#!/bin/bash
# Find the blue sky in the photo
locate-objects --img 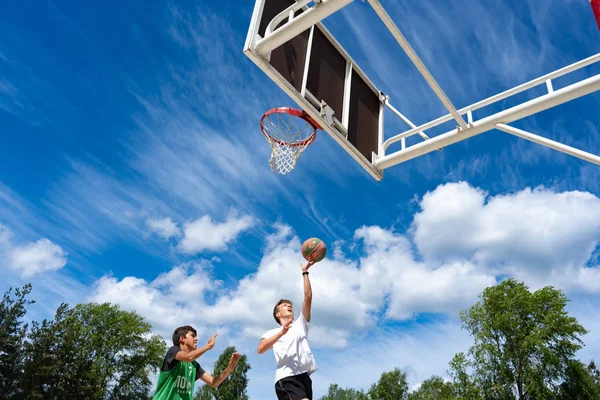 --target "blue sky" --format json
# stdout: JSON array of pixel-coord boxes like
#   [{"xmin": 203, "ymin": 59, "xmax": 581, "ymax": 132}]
[{"xmin": 2, "ymin": 0, "xmax": 600, "ymax": 397}]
